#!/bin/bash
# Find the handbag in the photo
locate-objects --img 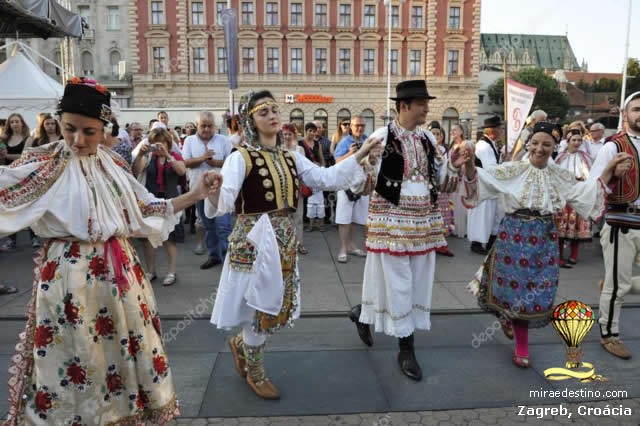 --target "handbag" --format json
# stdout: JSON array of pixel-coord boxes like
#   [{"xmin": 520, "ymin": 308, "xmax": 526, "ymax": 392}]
[
  {"xmin": 301, "ymin": 184, "xmax": 313, "ymax": 198},
  {"xmin": 605, "ymin": 207, "xmax": 640, "ymax": 230}
]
